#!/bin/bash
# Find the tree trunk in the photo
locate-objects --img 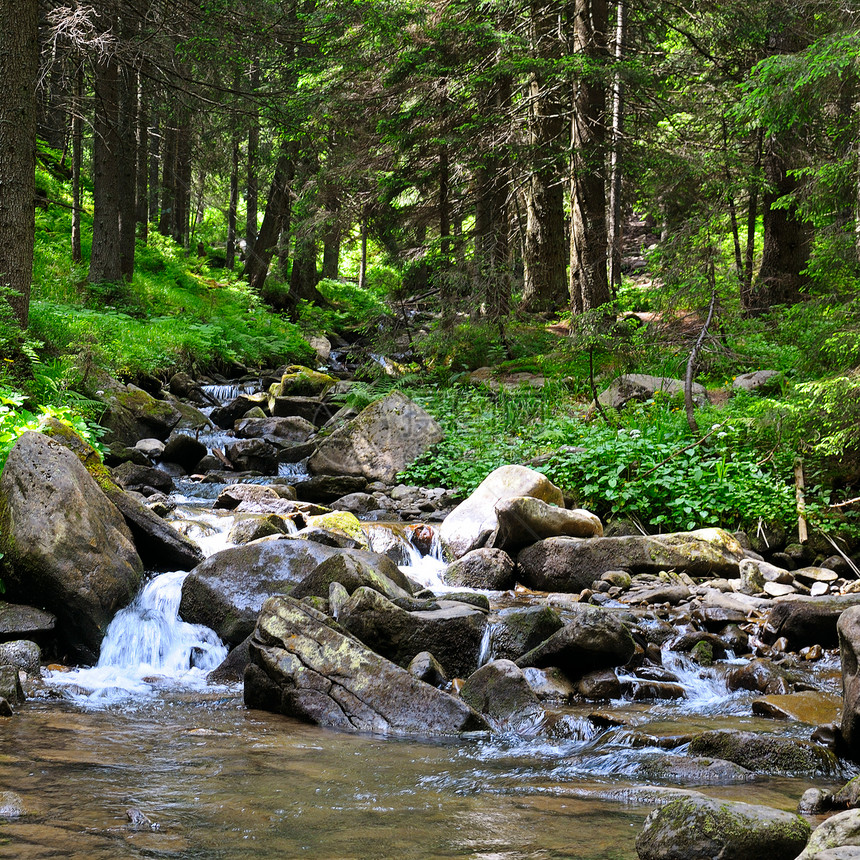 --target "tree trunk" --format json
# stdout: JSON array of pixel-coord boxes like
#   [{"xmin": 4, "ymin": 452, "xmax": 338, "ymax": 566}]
[
  {"xmin": 321, "ymin": 175, "xmax": 341, "ymax": 280},
  {"xmin": 244, "ymin": 149, "xmax": 294, "ymax": 293},
  {"xmin": 0, "ymin": 0, "xmax": 38, "ymax": 327},
  {"xmin": 569, "ymin": 0, "xmax": 610, "ymax": 316},
  {"xmin": 174, "ymin": 112, "xmax": 192, "ymax": 247},
  {"xmin": 743, "ymin": 129, "xmax": 763, "ymax": 307},
  {"xmin": 226, "ymin": 134, "xmax": 239, "ymax": 269},
  {"xmin": 118, "ymin": 48, "xmax": 138, "ymax": 279},
  {"xmin": 358, "ymin": 211, "xmax": 368, "ymax": 290},
  {"xmin": 148, "ymin": 112, "xmax": 160, "ymax": 225},
  {"xmin": 606, "ymin": 0, "xmax": 626, "ymax": 291},
  {"xmin": 71, "ymin": 66, "xmax": 83, "ymax": 265},
  {"xmin": 89, "ymin": 42, "xmax": 123, "ymax": 285},
  {"xmin": 521, "ymin": 0, "xmax": 567, "ymax": 312},
  {"xmin": 136, "ymin": 76, "xmax": 149, "ymax": 243},
  {"xmin": 245, "ymin": 61, "xmax": 260, "ymax": 253},
  {"xmin": 158, "ymin": 121, "xmax": 177, "ymax": 238}
]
